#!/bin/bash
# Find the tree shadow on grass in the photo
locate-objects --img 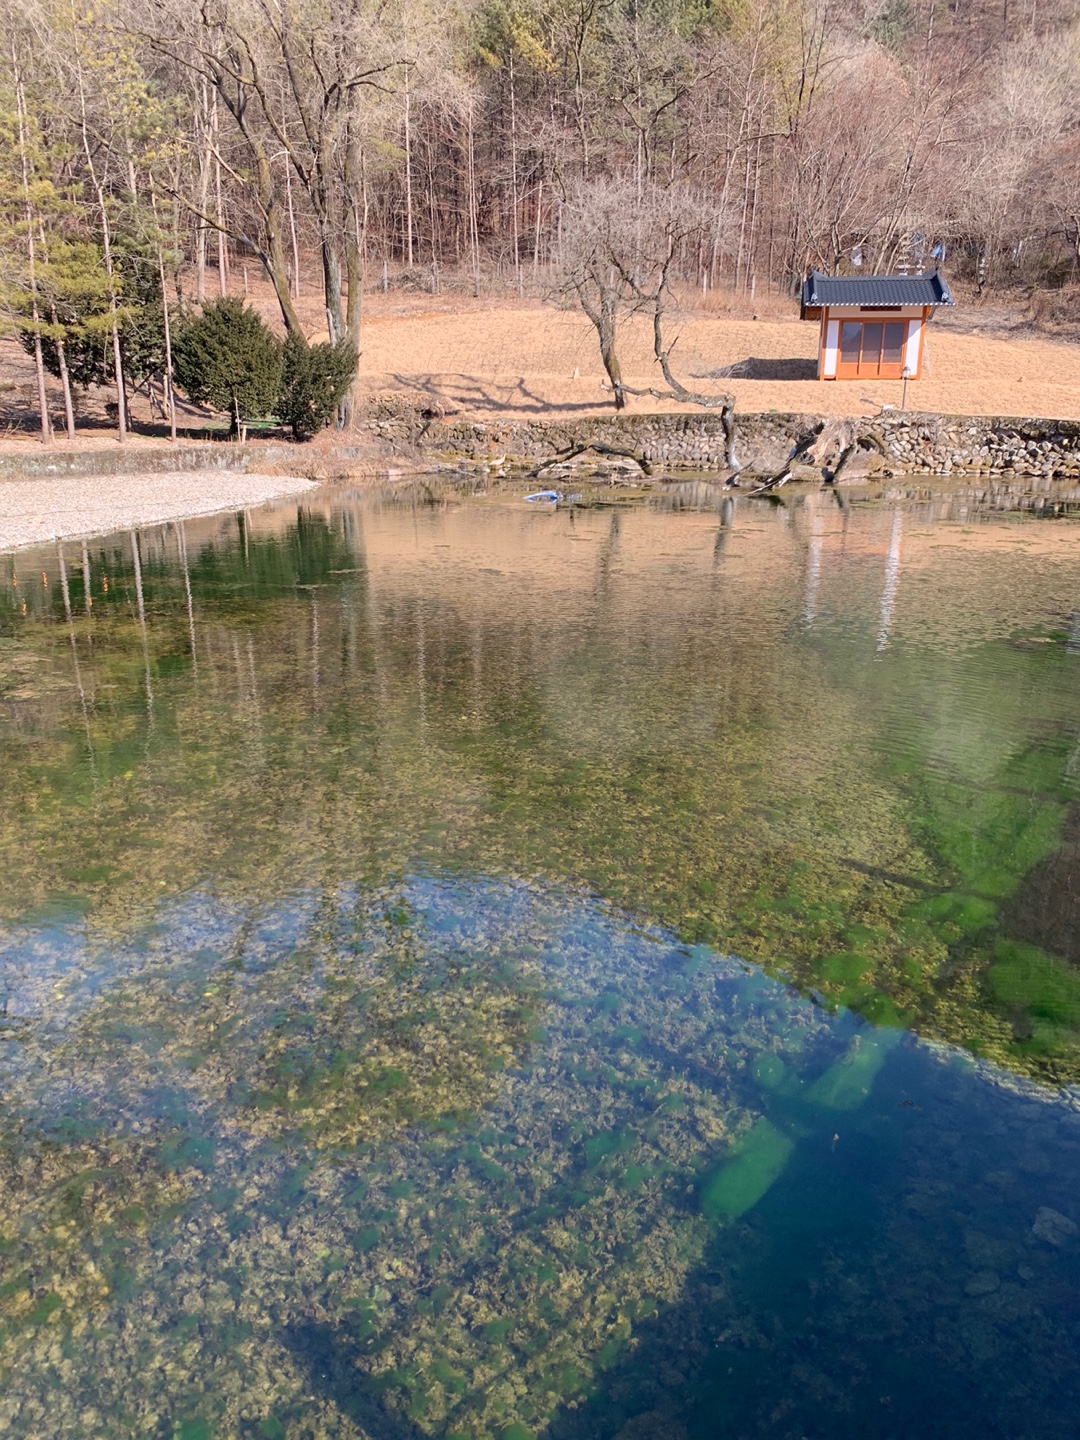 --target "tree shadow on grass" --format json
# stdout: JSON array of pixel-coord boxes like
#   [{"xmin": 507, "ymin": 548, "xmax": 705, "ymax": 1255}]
[
  {"xmin": 386, "ymin": 372, "xmax": 622, "ymax": 418},
  {"xmin": 696, "ymin": 358, "xmax": 818, "ymax": 382}
]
